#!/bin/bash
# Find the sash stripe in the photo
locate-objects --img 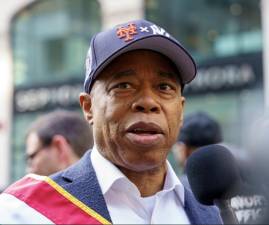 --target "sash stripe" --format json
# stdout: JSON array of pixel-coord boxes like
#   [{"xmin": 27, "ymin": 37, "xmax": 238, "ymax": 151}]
[
  {"xmin": 4, "ymin": 174, "xmax": 111, "ymax": 224},
  {"xmin": 0, "ymin": 193, "xmax": 54, "ymax": 224}
]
